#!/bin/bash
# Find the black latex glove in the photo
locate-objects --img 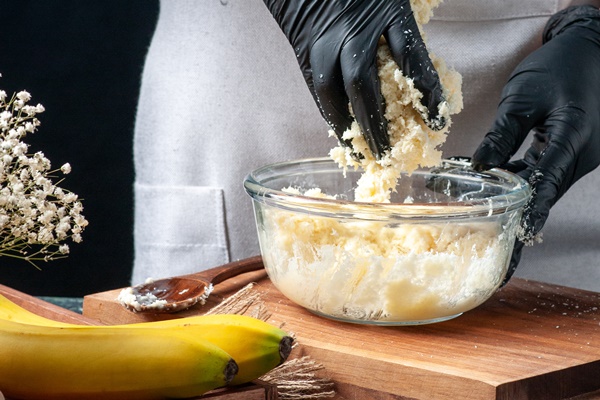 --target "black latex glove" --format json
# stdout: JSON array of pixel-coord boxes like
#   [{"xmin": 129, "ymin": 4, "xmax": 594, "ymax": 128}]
[
  {"xmin": 263, "ymin": 0, "xmax": 446, "ymax": 159},
  {"xmin": 472, "ymin": 5, "xmax": 600, "ymax": 284}
]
